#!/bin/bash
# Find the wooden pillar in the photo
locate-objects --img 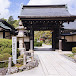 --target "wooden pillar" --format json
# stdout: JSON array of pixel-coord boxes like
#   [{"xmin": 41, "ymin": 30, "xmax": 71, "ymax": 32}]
[
  {"xmin": 52, "ymin": 32, "xmax": 55, "ymax": 50},
  {"xmin": 3, "ymin": 30, "xmax": 5, "ymax": 38}
]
